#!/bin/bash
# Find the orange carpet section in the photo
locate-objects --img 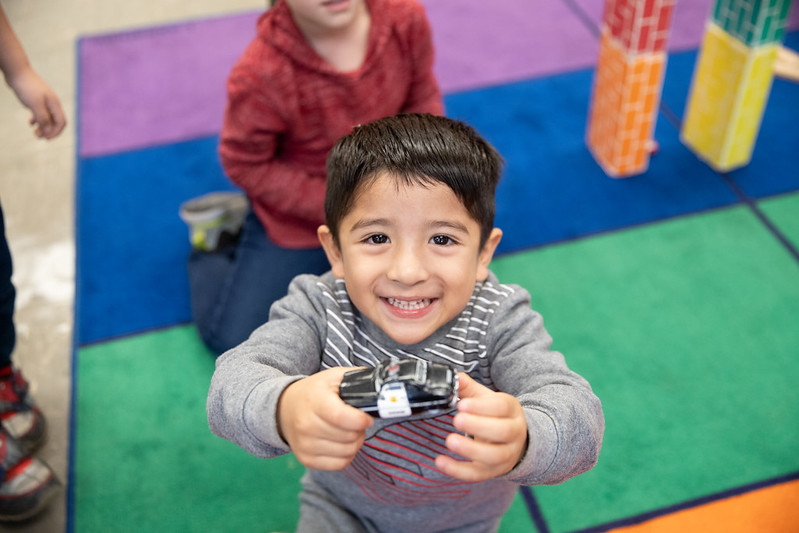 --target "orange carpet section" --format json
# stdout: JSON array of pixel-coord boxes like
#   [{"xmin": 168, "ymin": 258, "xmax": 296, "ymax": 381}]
[{"xmin": 610, "ymin": 479, "xmax": 799, "ymax": 532}]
